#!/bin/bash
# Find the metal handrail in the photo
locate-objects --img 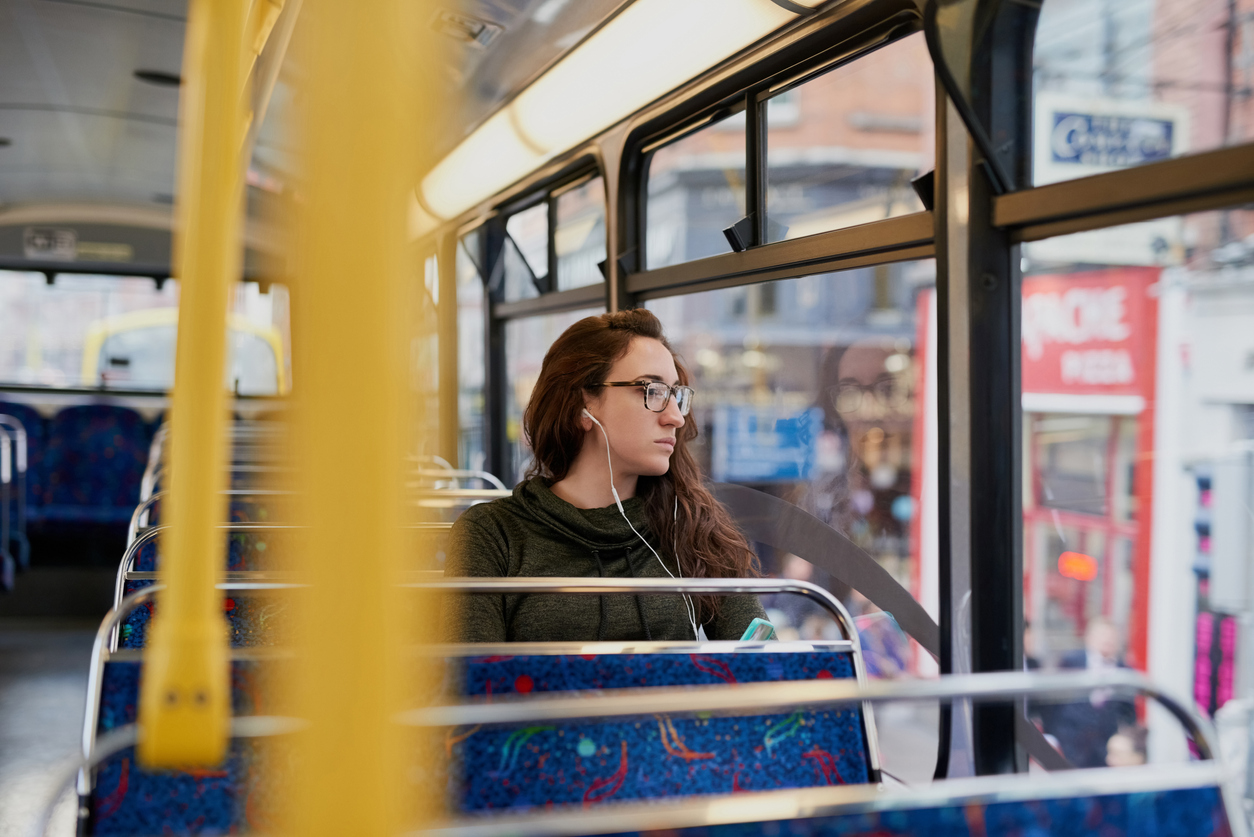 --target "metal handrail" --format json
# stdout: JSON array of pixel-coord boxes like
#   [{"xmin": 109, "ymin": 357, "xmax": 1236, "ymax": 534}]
[
  {"xmin": 419, "ymin": 761, "xmax": 1236, "ymax": 837},
  {"xmin": 412, "ymin": 467, "xmax": 508, "ymax": 491},
  {"xmin": 0, "ymin": 426, "xmax": 10, "ymax": 583},
  {"xmin": 109, "ymin": 523, "xmax": 304, "ymax": 649},
  {"xmin": 78, "ymin": 583, "xmax": 308, "ymax": 801},
  {"xmin": 54, "ymin": 715, "xmax": 303, "ymax": 837},
  {"xmin": 80, "ymin": 585, "xmax": 162, "ymax": 796},
  {"xmin": 126, "ymin": 488, "xmax": 298, "ymax": 545},
  {"xmin": 0, "ymin": 415, "xmax": 29, "ymax": 570},
  {"xmin": 404, "ymin": 670, "xmax": 1241, "ymax": 837},
  {"xmin": 408, "ymin": 487, "xmax": 512, "ymax": 499},
  {"xmin": 125, "ymin": 493, "xmax": 161, "ymax": 544},
  {"xmin": 401, "ymin": 669, "xmax": 1212, "ymax": 749}
]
